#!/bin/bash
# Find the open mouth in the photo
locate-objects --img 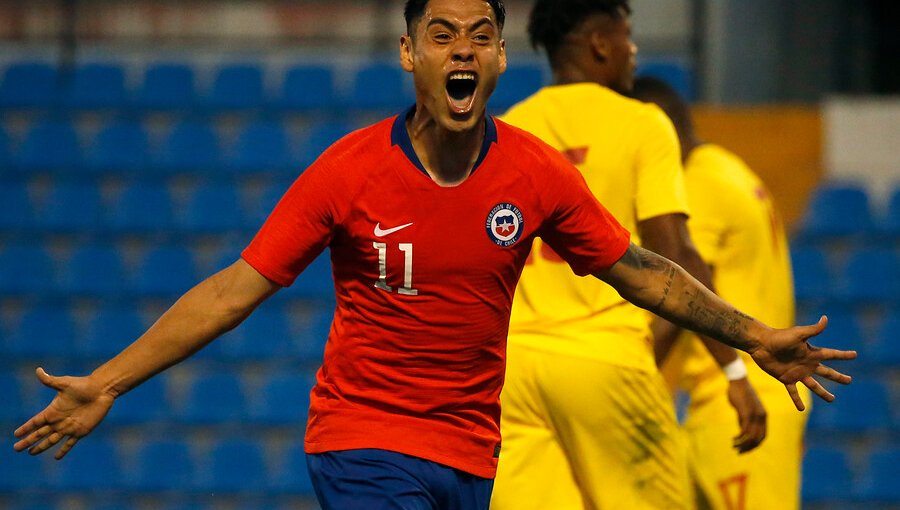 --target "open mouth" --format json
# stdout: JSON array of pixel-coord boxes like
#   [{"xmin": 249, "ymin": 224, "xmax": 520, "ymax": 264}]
[{"xmin": 446, "ymin": 71, "xmax": 478, "ymax": 115}]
